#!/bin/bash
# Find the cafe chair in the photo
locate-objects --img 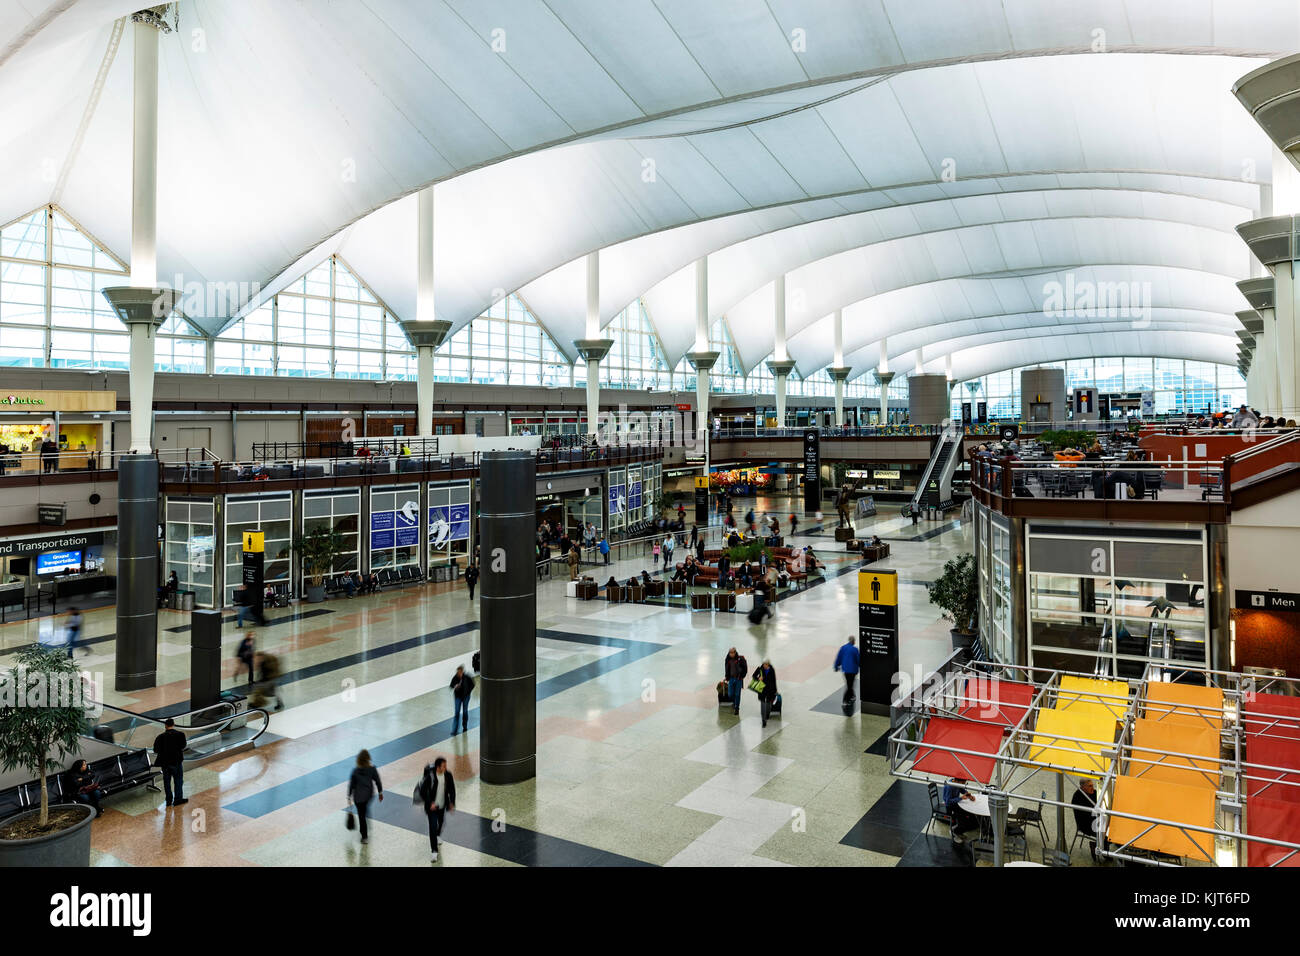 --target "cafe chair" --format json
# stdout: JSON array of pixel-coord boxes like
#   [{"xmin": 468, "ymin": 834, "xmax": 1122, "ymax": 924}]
[
  {"xmin": 925, "ymin": 783, "xmax": 954, "ymax": 836},
  {"xmin": 1009, "ymin": 805, "xmax": 1049, "ymax": 846}
]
